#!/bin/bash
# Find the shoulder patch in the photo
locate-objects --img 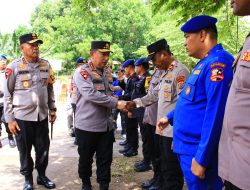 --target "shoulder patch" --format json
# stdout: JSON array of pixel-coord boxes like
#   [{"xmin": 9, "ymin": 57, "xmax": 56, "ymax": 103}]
[
  {"xmin": 210, "ymin": 62, "xmax": 226, "ymax": 68},
  {"xmin": 210, "ymin": 68, "xmax": 224, "ymax": 82},
  {"xmin": 5, "ymin": 68, "xmax": 13, "ymax": 79},
  {"xmin": 176, "ymin": 76, "xmax": 186, "ymax": 85},
  {"xmin": 241, "ymin": 51, "xmax": 250, "ymax": 62},
  {"xmin": 80, "ymin": 69, "xmax": 89, "ymax": 80}
]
